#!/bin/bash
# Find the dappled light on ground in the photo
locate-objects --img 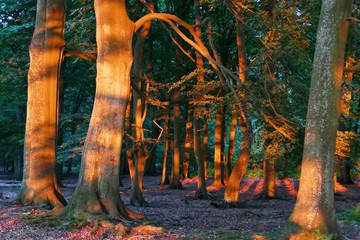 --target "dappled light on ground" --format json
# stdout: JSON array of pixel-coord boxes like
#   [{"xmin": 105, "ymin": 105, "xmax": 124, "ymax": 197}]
[{"xmin": 0, "ymin": 175, "xmax": 359, "ymax": 239}]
